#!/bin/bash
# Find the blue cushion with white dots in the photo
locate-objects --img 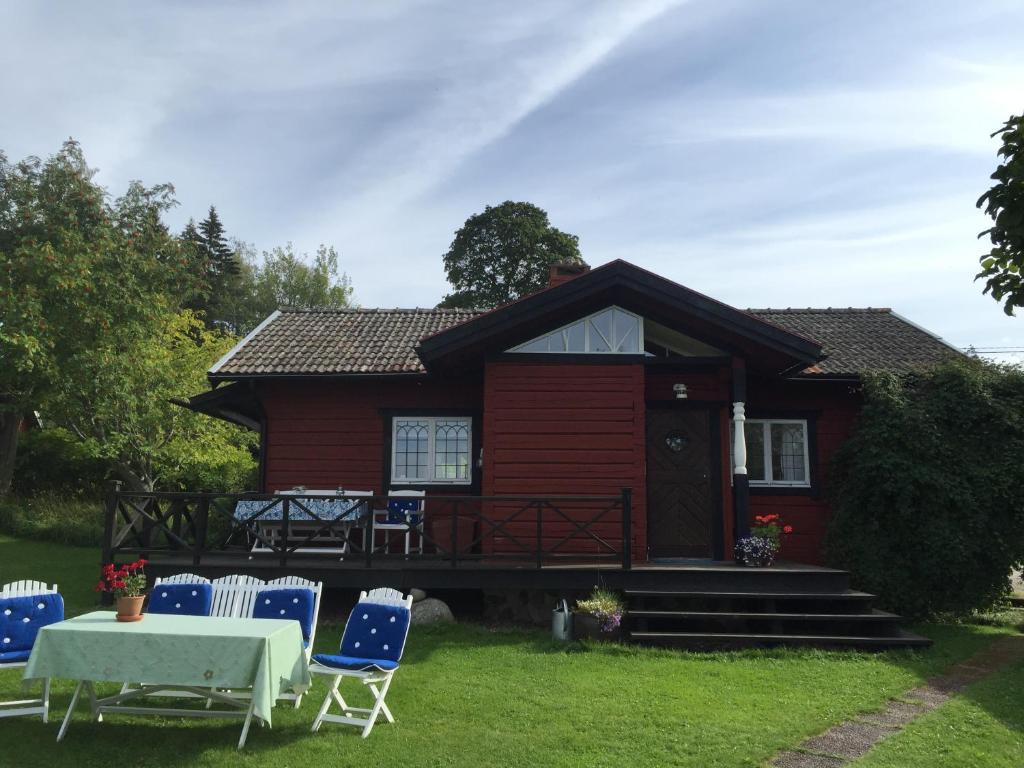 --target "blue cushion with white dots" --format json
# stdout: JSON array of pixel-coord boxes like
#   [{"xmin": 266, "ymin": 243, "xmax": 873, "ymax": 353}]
[
  {"xmin": 252, "ymin": 588, "xmax": 315, "ymax": 647},
  {"xmin": 312, "ymin": 601, "xmax": 410, "ymax": 672},
  {"xmin": 0, "ymin": 593, "xmax": 64, "ymax": 658},
  {"xmin": 386, "ymin": 499, "xmax": 422, "ymax": 525},
  {"xmin": 147, "ymin": 583, "xmax": 213, "ymax": 616}
]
